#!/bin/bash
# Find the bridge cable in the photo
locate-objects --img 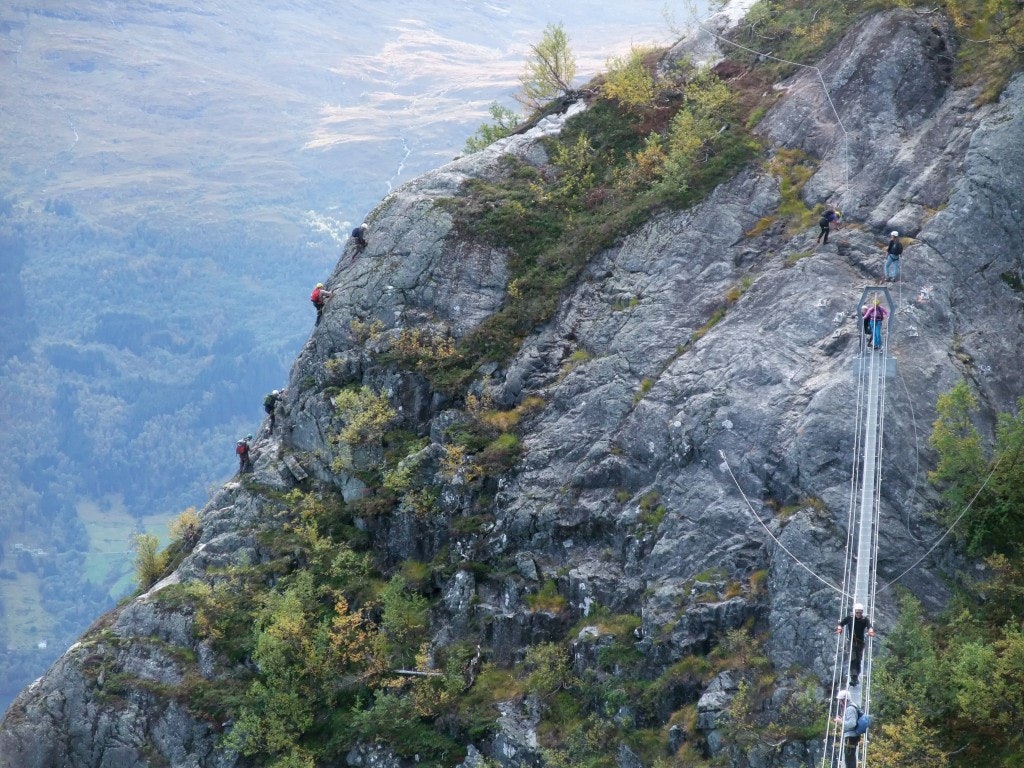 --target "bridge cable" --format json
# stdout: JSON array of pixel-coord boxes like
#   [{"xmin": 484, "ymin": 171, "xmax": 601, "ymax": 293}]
[
  {"xmin": 690, "ymin": 9, "xmax": 851, "ymax": 190},
  {"xmin": 718, "ymin": 449, "xmax": 848, "ymax": 597}
]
